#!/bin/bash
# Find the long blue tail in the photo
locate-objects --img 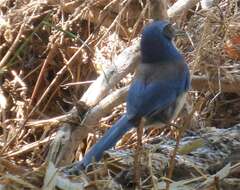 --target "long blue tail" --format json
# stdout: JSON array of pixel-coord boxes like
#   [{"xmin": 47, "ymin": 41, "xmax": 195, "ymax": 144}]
[{"xmin": 81, "ymin": 115, "xmax": 134, "ymax": 167}]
